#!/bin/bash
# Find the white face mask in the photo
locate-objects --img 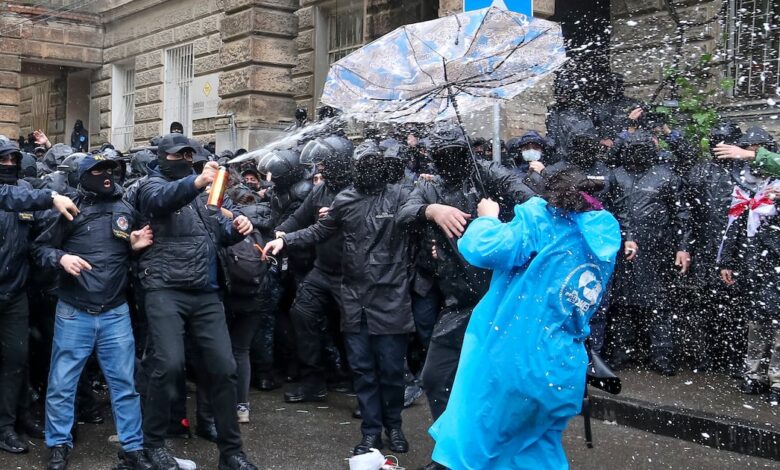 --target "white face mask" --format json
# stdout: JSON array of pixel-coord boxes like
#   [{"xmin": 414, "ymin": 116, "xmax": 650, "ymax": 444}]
[{"xmin": 522, "ymin": 149, "xmax": 542, "ymax": 162}]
